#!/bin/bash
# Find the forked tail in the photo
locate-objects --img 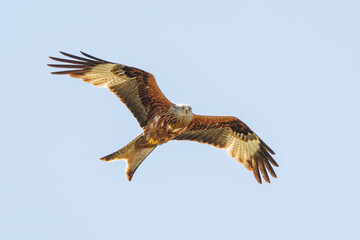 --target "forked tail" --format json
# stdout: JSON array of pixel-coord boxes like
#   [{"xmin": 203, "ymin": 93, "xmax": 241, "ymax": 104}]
[{"xmin": 100, "ymin": 134, "xmax": 156, "ymax": 181}]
